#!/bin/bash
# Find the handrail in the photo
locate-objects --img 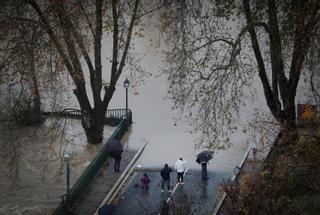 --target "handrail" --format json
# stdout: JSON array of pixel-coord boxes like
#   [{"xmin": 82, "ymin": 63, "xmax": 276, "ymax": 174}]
[
  {"xmin": 212, "ymin": 146, "xmax": 252, "ymax": 215},
  {"xmin": 94, "ymin": 141, "xmax": 149, "ymax": 215},
  {"xmin": 52, "ymin": 110, "xmax": 132, "ymax": 214},
  {"xmin": 67, "ymin": 119, "xmax": 129, "ymax": 208},
  {"xmin": 42, "ymin": 109, "xmax": 132, "ymax": 125}
]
